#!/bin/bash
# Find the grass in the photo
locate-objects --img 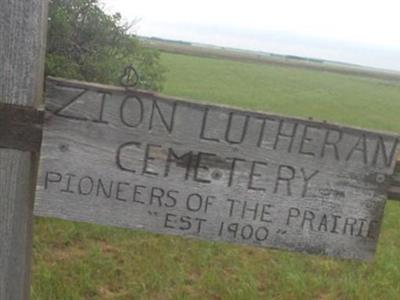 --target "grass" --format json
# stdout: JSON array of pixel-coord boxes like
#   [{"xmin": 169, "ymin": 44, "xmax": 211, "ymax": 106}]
[
  {"xmin": 32, "ymin": 52, "xmax": 400, "ymax": 300},
  {"xmin": 162, "ymin": 53, "xmax": 400, "ymax": 132}
]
